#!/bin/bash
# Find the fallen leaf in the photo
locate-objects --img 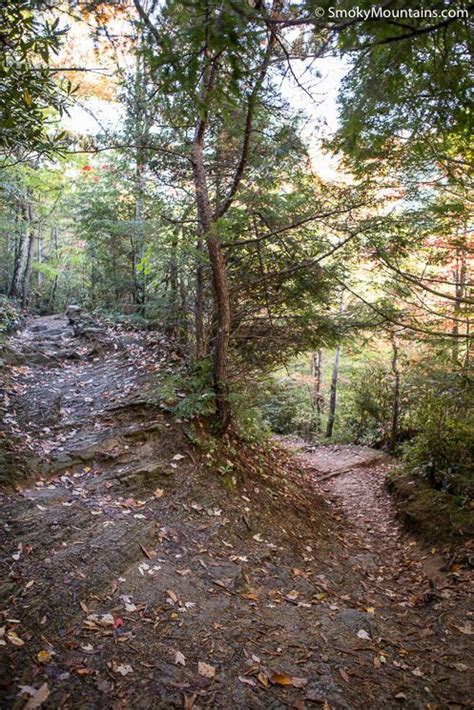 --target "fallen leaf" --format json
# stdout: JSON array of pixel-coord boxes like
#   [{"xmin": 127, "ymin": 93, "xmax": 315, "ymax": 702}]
[
  {"xmin": 338, "ymin": 668, "xmax": 350, "ymax": 683},
  {"xmin": 454, "ymin": 624, "xmax": 472, "ymax": 635},
  {"xmin": 183, "ymin": 694, "xmax": 197, "ymax": 710},
  {"xmin": 239, "ymin": 676, "xmax": 257, "ymax": 687},
  {"xmin": 153, "ymin": 487, "xmax": 164, "ymax": 499},
  {"xmin": 36, "ymin": 650, "xmax": 52, "ymax": 664},
  {"xmin": 84, "ymin": 613, "xmax": 114, "ymax": 628},
  {"xmin": 18, "ymin": 686, "xmax": 37, "ymax": 697},
  {"xmin": 166, "ymin": 589, "xmax": 179, "ymax": 604},
  {"xmin": 270, "ymin": 672, "xmax": 307, "ymax": 688},
  {"xmin": 76, "ymin": 668, "xmax": 93, "ymax": 676},
  {"xmin": 198, "ymin": 661, "xmax": 216, "ymax": 678},
  {"xmin": 171, "ymin": 649, "xmax": 186, "ymax": 666},
  {"xmin": 113, "ymin": 663, "xmax": 133, "ymax": 676},
  {"xmin": 7, "ymin": 631, "xmax": 25, "ymax": 647},
  {"xmin": 24, "ymin": 683, "xmax": 49, "ymax": 709},
  {"xmin": 357, "ymin": 629, "xmax": 371, "ymax": 640}
]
